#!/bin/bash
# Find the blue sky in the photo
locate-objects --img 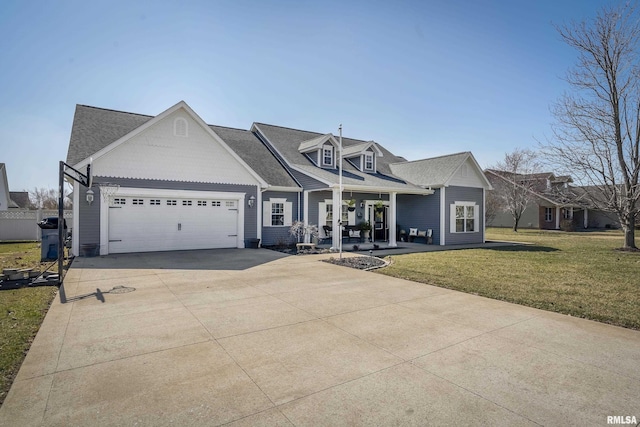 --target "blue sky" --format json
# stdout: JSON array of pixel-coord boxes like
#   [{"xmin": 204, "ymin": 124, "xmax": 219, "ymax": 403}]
[{"xmin": 0, "ymin": 0, "xmax": 607, "ymax": 191}]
